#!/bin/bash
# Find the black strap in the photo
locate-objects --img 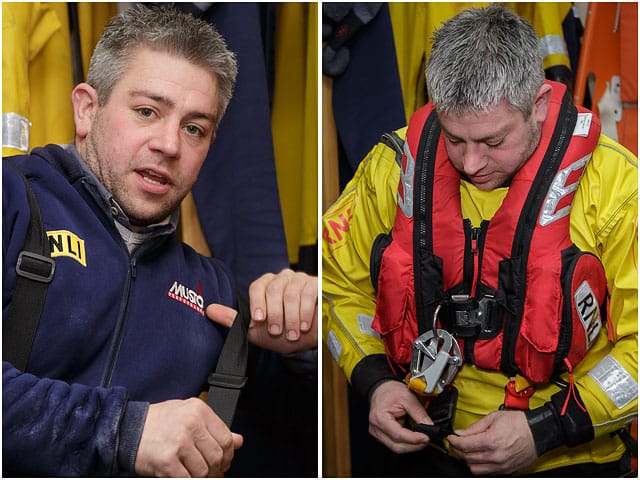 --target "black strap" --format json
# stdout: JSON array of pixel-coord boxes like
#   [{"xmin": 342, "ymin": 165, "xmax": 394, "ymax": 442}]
[
  {"xmin": 3, "ymin": 164, "xmax": 55, "ymax": 371},
  {"xmin": 205, "ymin": 297, "xmax": 251, "ymax": 427}
]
